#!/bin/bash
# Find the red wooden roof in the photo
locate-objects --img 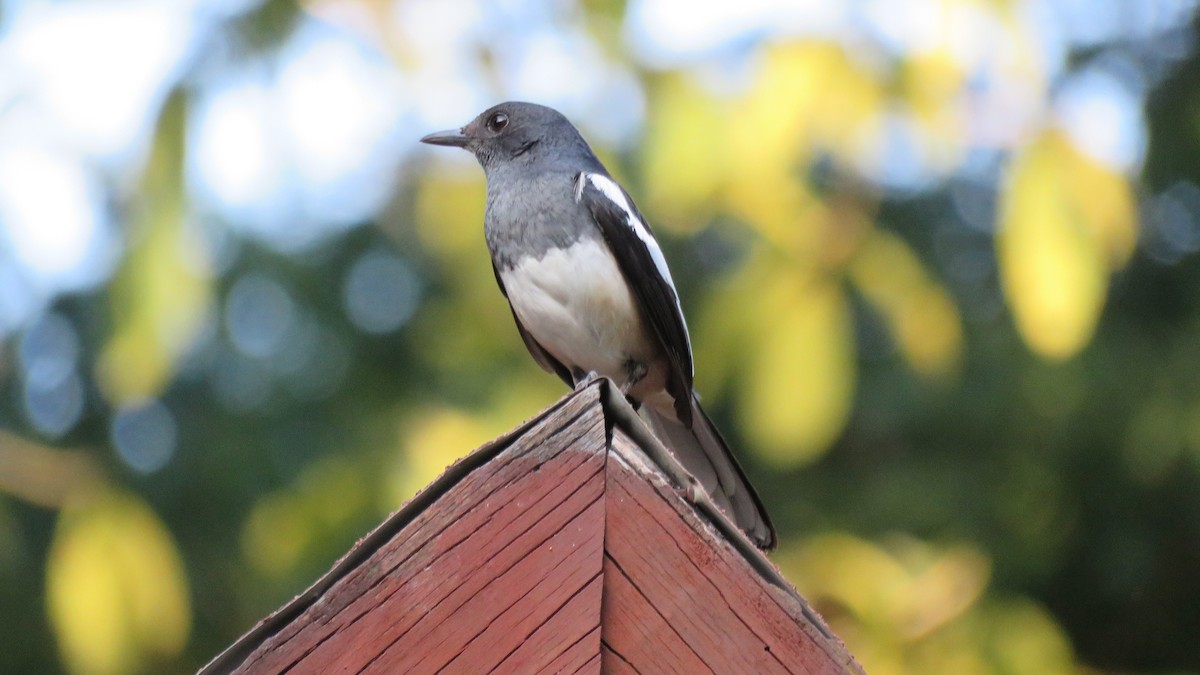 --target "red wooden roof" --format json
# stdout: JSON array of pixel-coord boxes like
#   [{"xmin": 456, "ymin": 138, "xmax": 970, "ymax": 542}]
[{"xmin": 201, "ymin": 380, "xmax": 862, "ymax": 674}]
